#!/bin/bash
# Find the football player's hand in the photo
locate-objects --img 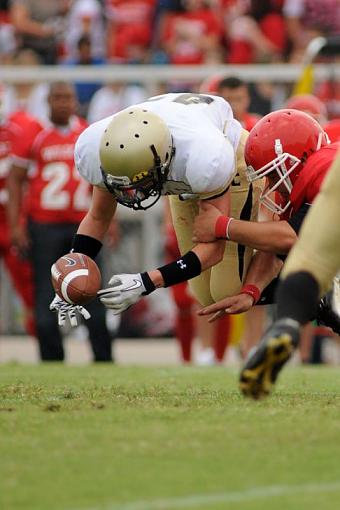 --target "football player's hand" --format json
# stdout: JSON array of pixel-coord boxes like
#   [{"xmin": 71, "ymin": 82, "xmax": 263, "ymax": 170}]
[
  {"xmin": 198, "ymin": 293, "xmax": 255, "ymax": 322},
  {"xmin": 97, "ymin": 273, "xmax": 146, "ymax": 314},
  {"xmin": 192, "ymin": 202, "xmax": 222, "ymax": 243},
  {"xmin": 10, "ymin": 224, "xmax": 31, "ymax": 258},
  {"xmin": 49, "ymin": 295, "xmax": 91, "ymax": 327}
]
